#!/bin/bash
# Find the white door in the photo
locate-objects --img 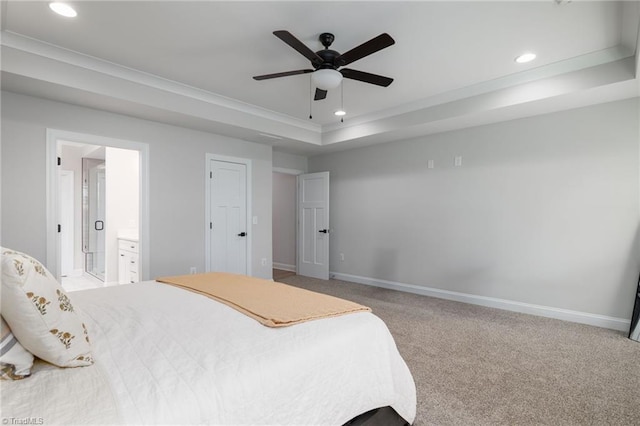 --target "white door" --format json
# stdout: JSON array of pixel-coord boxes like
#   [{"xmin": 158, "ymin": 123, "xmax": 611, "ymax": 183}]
[
  {"xmin": 209, "ymin": 159, "xmax": 248, "ymax": 274},
  {"xmin": 297, "ymin": 172, "xmax": 330, "ymax": 280},
  {"xmin": 59, "ymin": 170, "xmax": 74, "ymax": 277}
]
